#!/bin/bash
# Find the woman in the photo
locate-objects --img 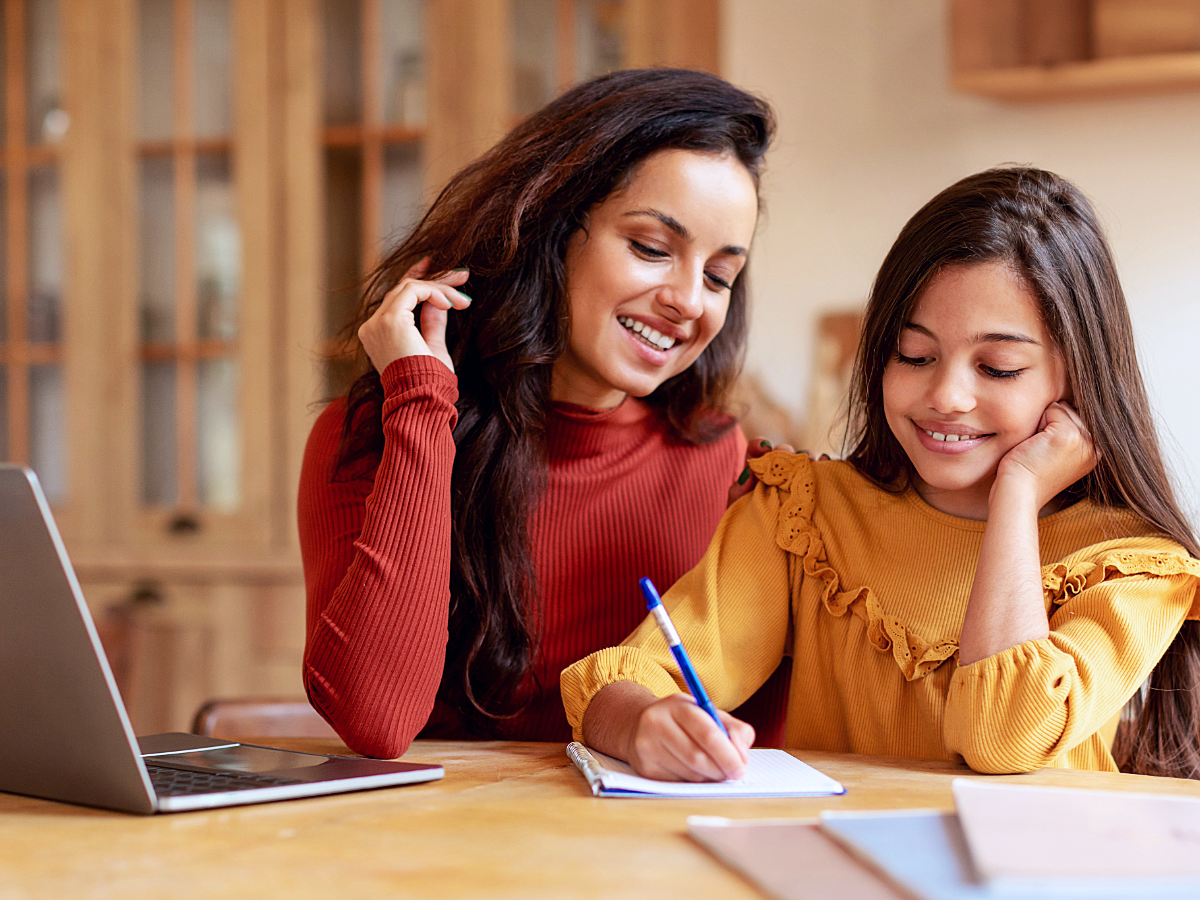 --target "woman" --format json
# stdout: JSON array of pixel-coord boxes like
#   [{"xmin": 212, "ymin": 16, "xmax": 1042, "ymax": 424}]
[{"xmin": 299, "ymin": 68, "xmax": 781, "ymax": 759}]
